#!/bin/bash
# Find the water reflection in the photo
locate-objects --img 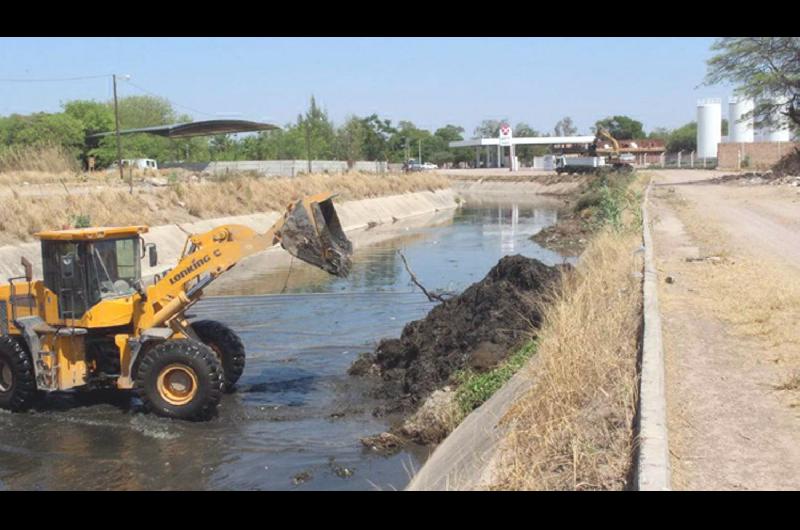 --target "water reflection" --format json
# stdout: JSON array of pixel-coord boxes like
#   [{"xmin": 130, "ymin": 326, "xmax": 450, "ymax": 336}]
[{"xmin": 0, "ymin": 199, "xmax": 571, "ymax": 491}]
